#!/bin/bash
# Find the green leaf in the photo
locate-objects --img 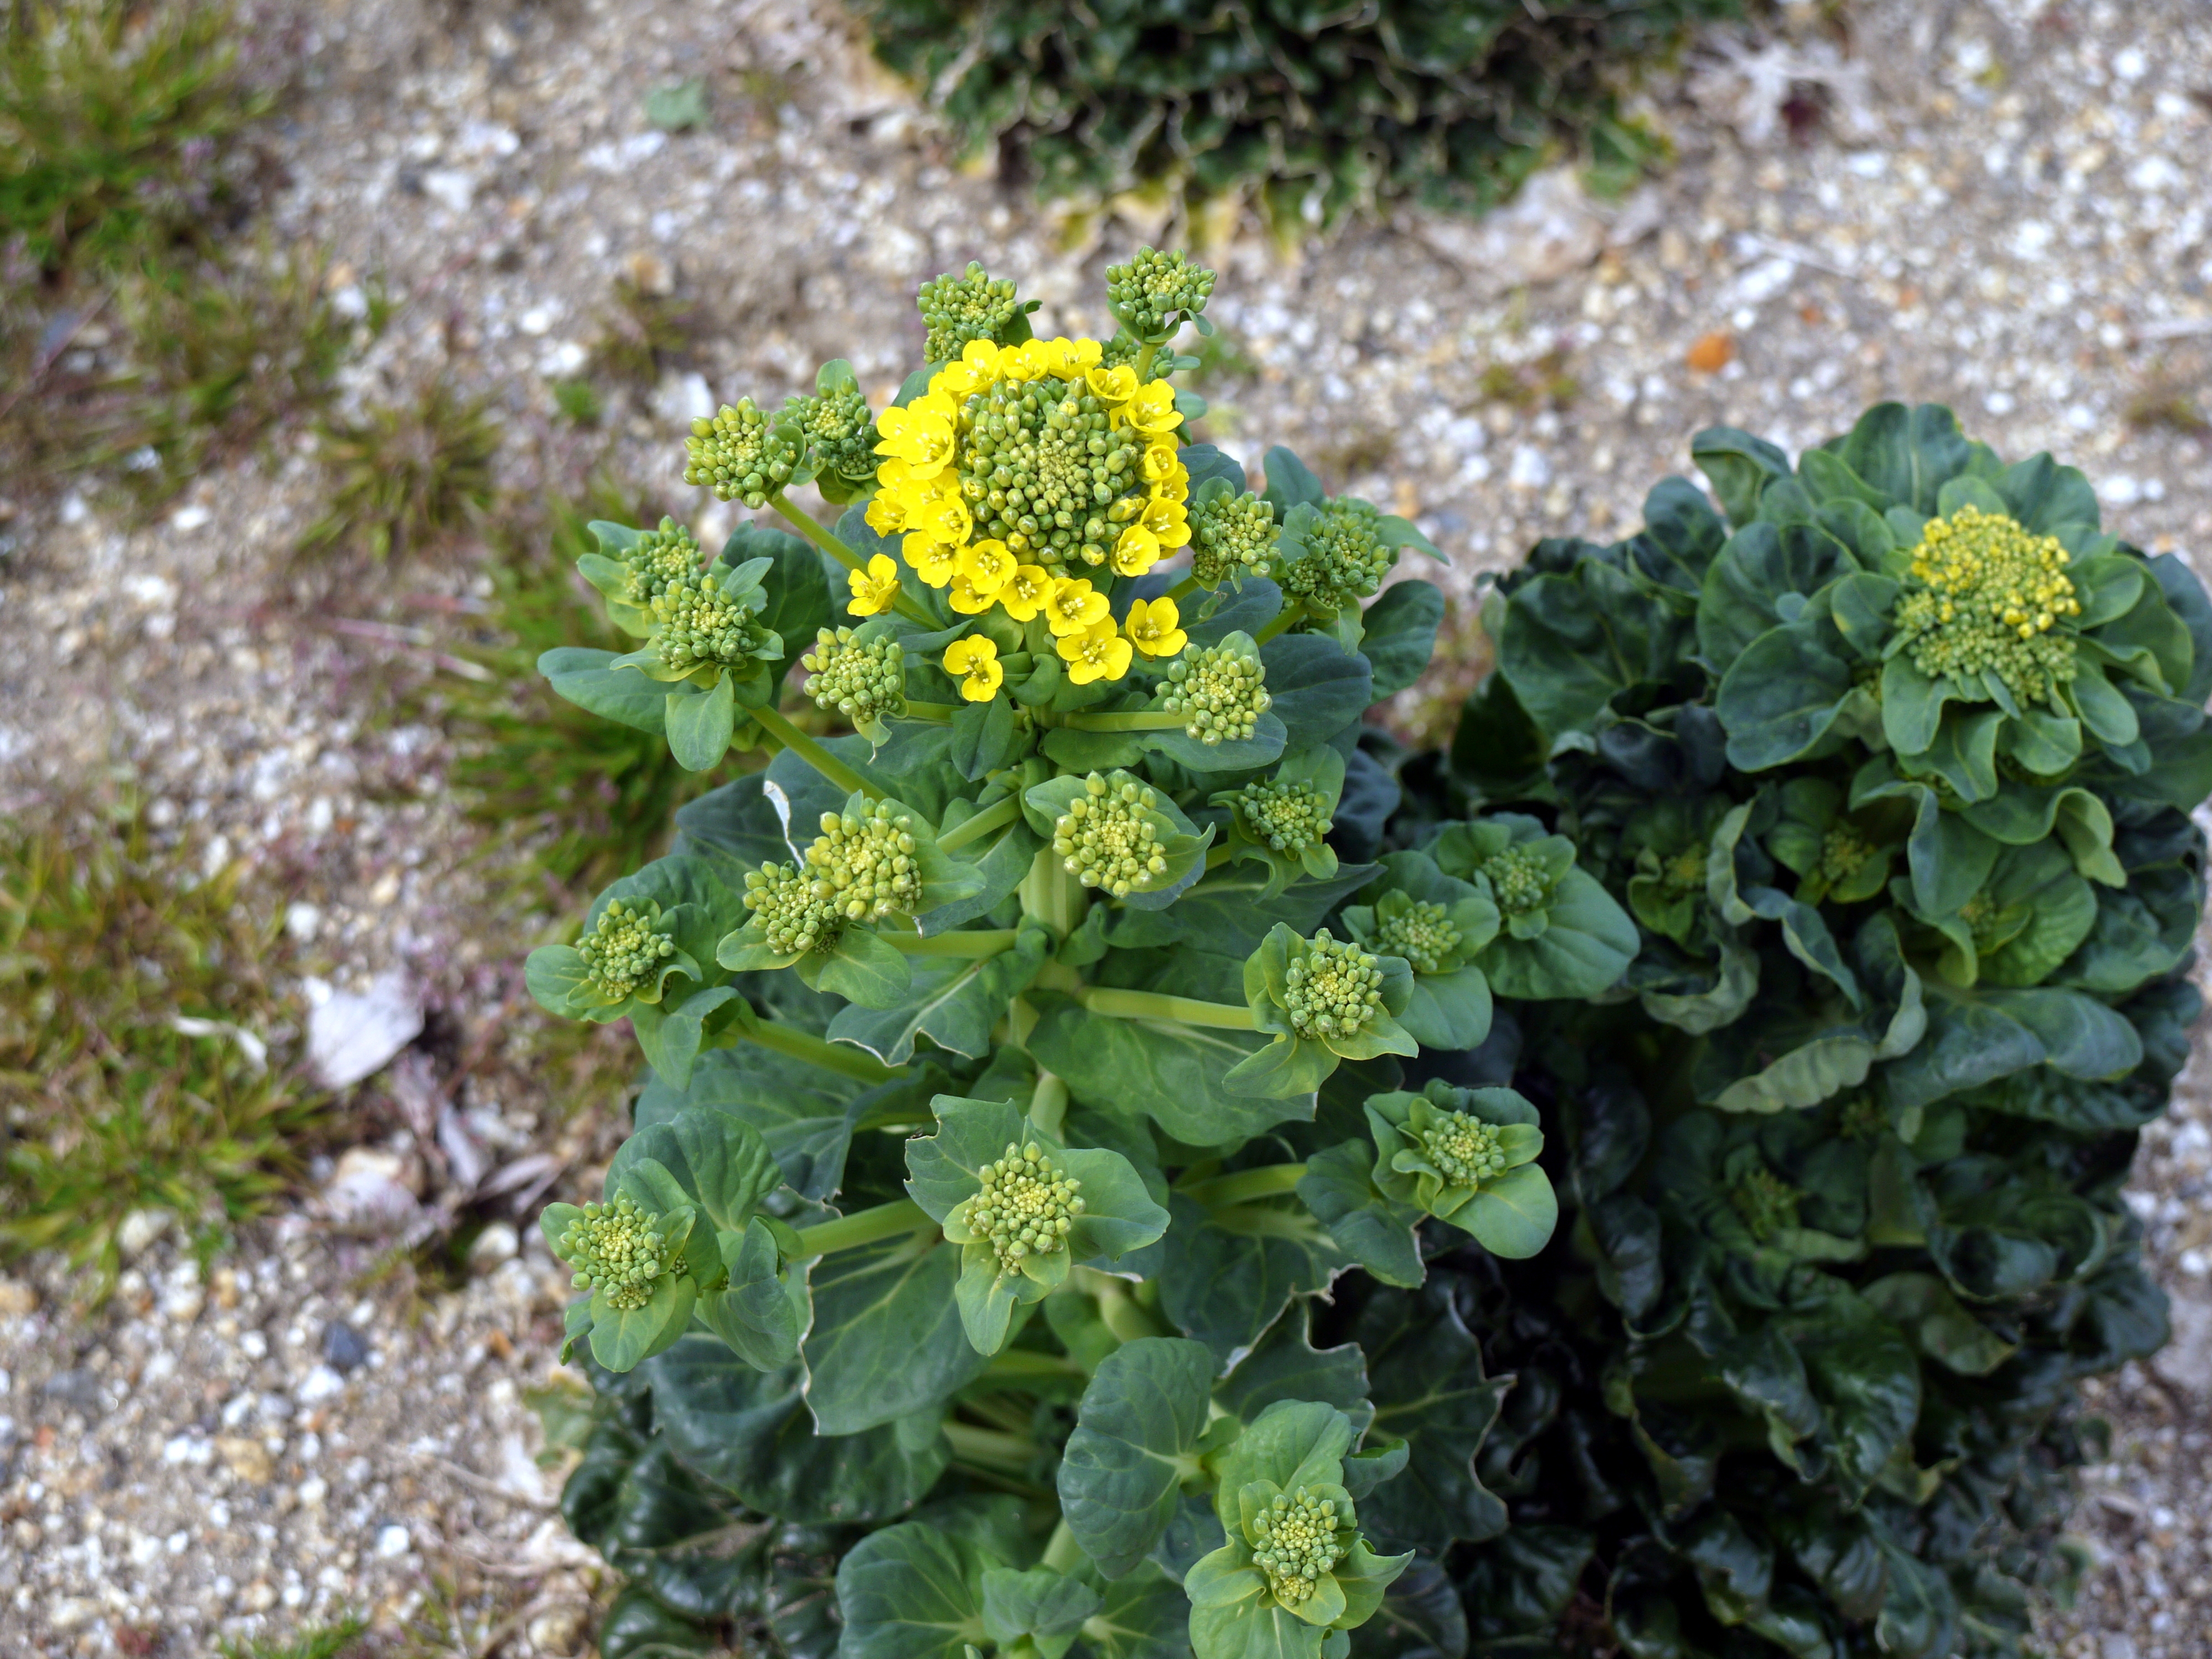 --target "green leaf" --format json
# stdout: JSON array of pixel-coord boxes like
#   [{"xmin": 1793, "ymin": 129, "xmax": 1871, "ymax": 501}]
[
  {"xmin": 699, "ymin": 1217, "xmax": 802, "ymax": 1370},
  {"xmin": 828, "ymin": 926, "xmax": 1050, "ymax": 1066},
  {"xmin": 1354, "ymin": 1285, "xmax": 1509, "ymax": 1553},
  {"xmin": 1295, "ymin": 1143, "xmax": 1423, "ymax": 1288},
  {"xmin": 950, "ymin": 696, "xmax": 1024, "ymax": 781},
  {"xmin": 1057, "ymin": 1337, "xmax": 1217, "ymax": 1579},
  {"xmin": 802, "ymin": 1232, "xmax": 987, "ymax": 1434},
  {"xmin": 1834, "ymin": 402, "xmax": 1969, "ymax": 514},
  {"xmin": 664, "ymin": 674, "xmax": 738, "ymax": 772},
  {"xmin": 1081, "ymin": 1567, "xmax": 1195, "ymax": 1659},
  {"xmin": 1493, "ymin": 559, "xmax": 1693, "ymax": 744},
  {"xmin": 588, "ymin": 1272, "xmax": 697, "ymax": 1372},
  {"xmin": 982, "ymin": 1567, "xmax": 1101, "ymax": 1656},
  {"xmin": 1213, "ymin": 1305, "xmax": 1372, "ymax": 1433},
  {"xmin": 1859, "ymin": 1272, "xmax": 2017, "ymax": 1376},
  {"xmin": 600, "ymin": 1585, "xmax": 717, "ymax": 1659},
  {"xmin": 809, "ymin": 927, "xmax": 916, "ymax": 1009},
  {"xmin": 1458, "ymin": 1164, "xmax": 1558, "ymax": 1259},
  {"xmin": 541, "ymin": 646, "xmax": 669, "ymax": 734},
  {"xmin": 1477, "ymin": 869, "xmax": 1637, "ymax": 1000},
  {"xmin": 1188, "ymin": 1571, "xmax": 1327, "ymax": 1659},
  {"xmin": 1262, "ymin": 635, "xmax": 1376, "ymax": 749},
  {"xmin": 1695, "ymin": 521, "xmax": 1860, "ymax": 673},
  {"xmin": 1026, "ymin": 994, "xmax": 1314, "ymax": 1147},
  {"xmin": 1691, "ymin": 426, "xmax": 1793, "ymax": 526},
  {"xmin": 834, "ymin": 1521, "xmax": 996, "ymax": 1659},
  {"xmin": 1714, "ymin": 619, "xmax": 1857, "ymax": 771},
  {"xmin": 1112, "ymin": 864, "xmax": 1381, "ymax": 959},
  {"xmin": 1159, "ymin": 1194, "xmax": 1352, "ymax": 1368},
  {"xmin": 610, "ymin": 1106, "xmax": 782, "ymax": 1236},
  {"xmin": 1358, "ymin": 582, "xmax": 1444, "ymax": 699},
  {"xmin": 1261, "ymin": 447, "xmax": 1326, "ymax": 513},
  {"xmin": 639, "ymin": 1045, "xmax": 878, "ymax": 1202}
]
